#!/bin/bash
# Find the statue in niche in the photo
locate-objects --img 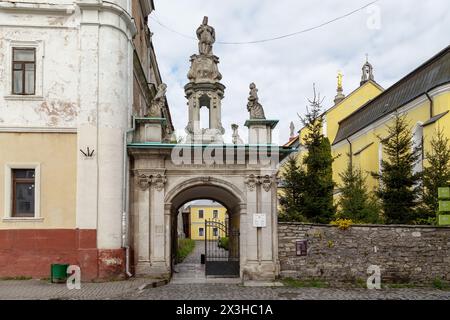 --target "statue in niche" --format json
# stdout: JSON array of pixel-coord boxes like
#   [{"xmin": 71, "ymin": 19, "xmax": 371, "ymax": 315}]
[
  {"xmin": 247, "ymin": 82, "xmax": 266, "ymax": 119},
  {"xmin": 196, "ymin": 16, "xmax": 215, "ymax": 55},
  {"xmin": 148, "ymin": 83, "xmax": 167, "ymax": 117}
]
